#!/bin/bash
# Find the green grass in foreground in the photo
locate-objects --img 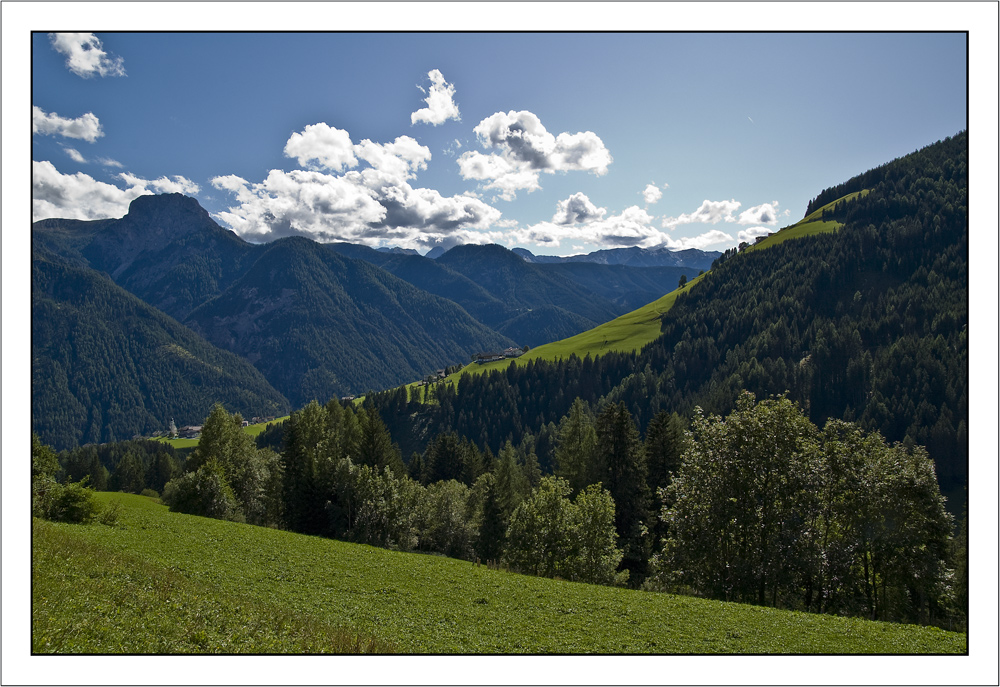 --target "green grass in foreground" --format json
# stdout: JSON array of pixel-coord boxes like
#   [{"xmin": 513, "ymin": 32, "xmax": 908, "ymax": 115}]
[{"xmin": 33, "ymin": 493, "xmax": 966, "ymax": 654}]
